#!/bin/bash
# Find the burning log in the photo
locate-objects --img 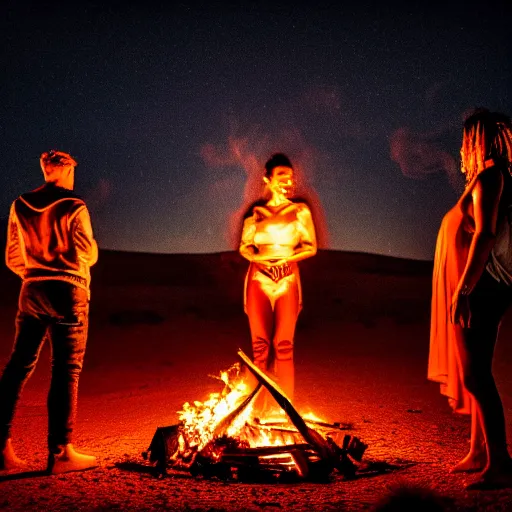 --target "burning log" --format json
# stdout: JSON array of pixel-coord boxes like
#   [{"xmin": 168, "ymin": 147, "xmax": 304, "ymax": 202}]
[
  {"xmin": 237, "ymin": 350, "xmax": 367, "ymax": 478},
  {"xmin": 211, "ymin": 383, "xmax": 262, "ymax": 439},
  {"xmin": 144, "ymin": 351, "xmax": 367, "ymax": 482},
  {"xmin": 237, "ymin": 350, "xmax": 333, "ymax": 460}
]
